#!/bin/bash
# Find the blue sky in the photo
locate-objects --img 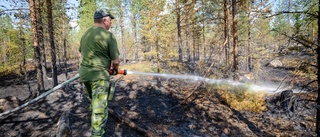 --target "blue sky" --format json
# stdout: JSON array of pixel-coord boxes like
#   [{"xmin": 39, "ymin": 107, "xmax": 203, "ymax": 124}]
[
  {"xmin": 0, "ymin": 0, "xmax": 79, "ymax": 27},
  {"xmin": 0, "ymin": 0, "xmax": 79, "ymax": 18}
]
